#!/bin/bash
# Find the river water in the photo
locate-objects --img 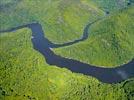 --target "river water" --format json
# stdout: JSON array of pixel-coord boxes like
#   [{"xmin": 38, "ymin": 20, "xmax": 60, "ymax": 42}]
[{"xmin": 0, "ymin": 22, "xmax": 134, "ymax": 84}]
